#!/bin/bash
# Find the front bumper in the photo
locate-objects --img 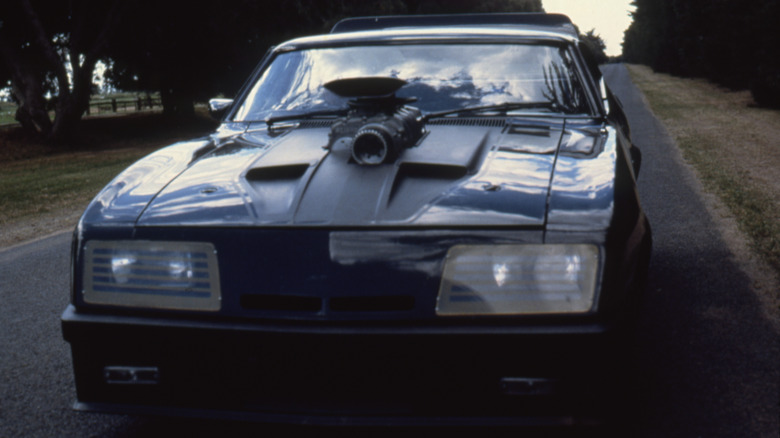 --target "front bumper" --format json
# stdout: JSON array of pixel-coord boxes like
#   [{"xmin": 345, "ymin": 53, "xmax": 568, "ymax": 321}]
[{"xmin": 62, "ymin": 305, "xmax": 624, "ymax": 426}]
